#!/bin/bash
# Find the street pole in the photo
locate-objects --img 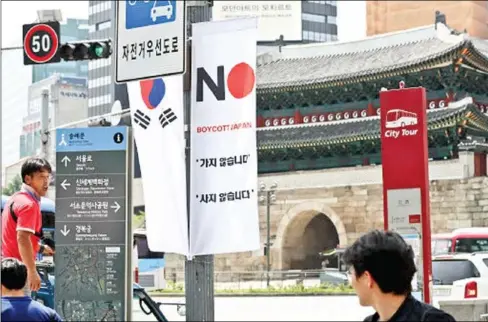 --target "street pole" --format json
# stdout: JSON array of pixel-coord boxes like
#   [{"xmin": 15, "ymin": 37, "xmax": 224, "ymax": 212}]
[
  {"xmin": 184, "ymin": 3, "xmax": 214, "ymax": 321},
  {"xmin": 40, "ymin": 89, "xmax": 50, "ymax": 158},
  {"xmin": 266, "ymin": 190, "xmax": 271, "ymax": 288}
]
